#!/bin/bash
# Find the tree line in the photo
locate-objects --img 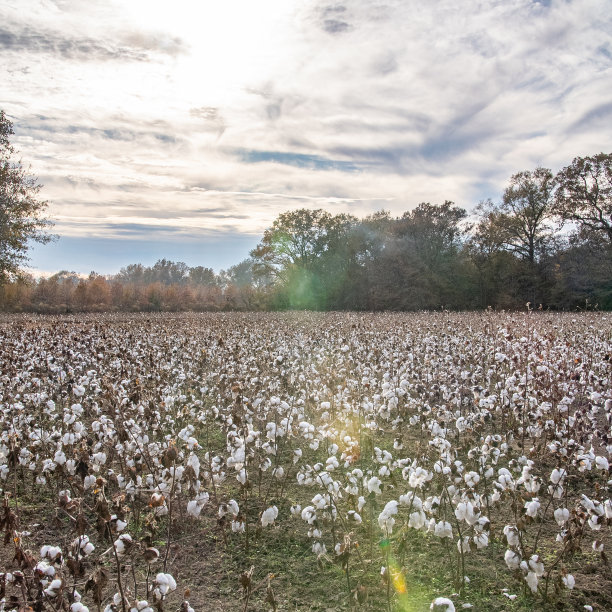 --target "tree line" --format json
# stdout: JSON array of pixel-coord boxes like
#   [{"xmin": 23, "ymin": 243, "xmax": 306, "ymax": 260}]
[
  {"xmin": 244, "ymin": 157, "xmax": 610, "ymax": 311},
  {"xmin": 0, "ymin": 105, "xmax": 610, "ymax": 311}
]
